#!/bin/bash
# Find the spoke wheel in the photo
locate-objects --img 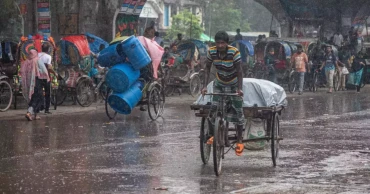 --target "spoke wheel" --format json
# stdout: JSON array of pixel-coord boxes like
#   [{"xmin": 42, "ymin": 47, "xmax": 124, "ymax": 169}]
[
  {"xmin": 333, "ymin": 72, "xmax": 339, "ymax": 91},
  {"xmin": 189, "ymin": 74, "xmax": 201, "ymax": 97},
  {"xmin": 288, "ymin": 73, "xmax": 296, "ymax": 93},
  {"xmin": 148, "ymin": 86, "xmax": 164, "ymax": 120},
  {"xmin": 99, "ymin": 82, "xmax": 109, "ymax": 100},
  {"xmin": 271, "ymin": 113, "xmax": 280, "ymax": 167},
  {"xmin": 0, "ymin": 80, "xmax": 13, "ymax": 112},
  {"xmin": 213, "ymin": 116, "xmax": 224, "ymax": 176},
  {"xmin": 105, "ymin": 87, "xmax": 117, "ymax": 120},
  {"xmin": 312, "ymin": 73, "xmax": 318, "ymax": 93},
  {"xmin": 76, "ymin": 78, "xmax": 94, "ymax": 107},
  {"xmin": 51, "ymin": 86, "xmax": 67, "ymax": 106},
  {"xmin": 200, "ymin": 117, "xmax": 211, "ymax": 164}
]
